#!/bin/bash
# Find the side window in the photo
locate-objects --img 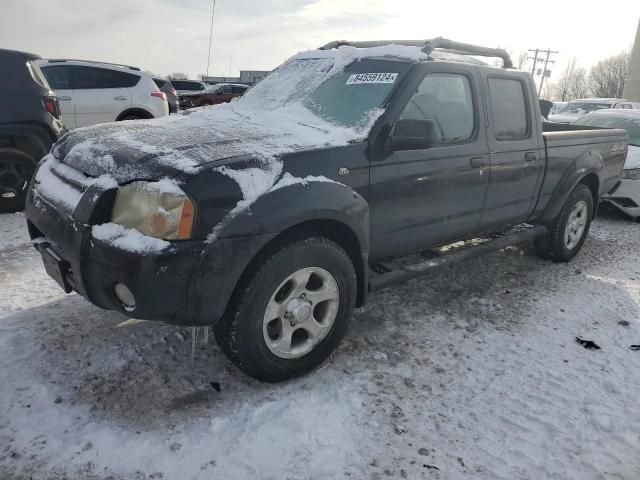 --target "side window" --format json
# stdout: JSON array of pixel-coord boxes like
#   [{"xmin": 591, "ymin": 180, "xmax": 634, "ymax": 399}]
[
  {"xmin": 41, "ymin": 65, "xmax": 73, "ymax": 89},
  {"xmin": 488, "ymin": 77, "xmax": 530, "ymax": 140},
  {"xmin": 231, "ymin": 86, "xmax": 247, "ymax": 94},
  {"xmin": 73, "ymin": 66, "xmax": 140, "ymax": 89},
  {"xmin": 220, "ymin": 85, "xmax": 233, "ymax": 94},
  {"xmin": 398, "ymin": 73, "xmax": 475, "ymax": 145}
]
